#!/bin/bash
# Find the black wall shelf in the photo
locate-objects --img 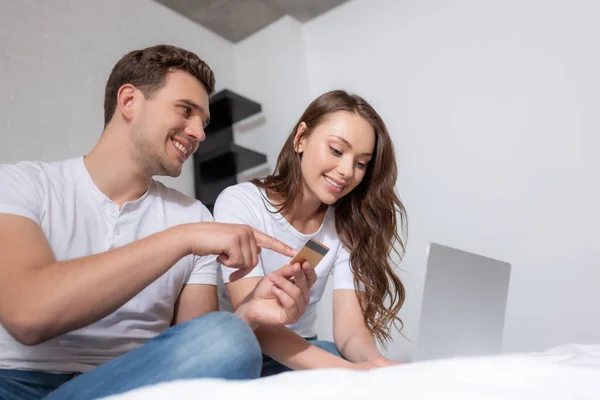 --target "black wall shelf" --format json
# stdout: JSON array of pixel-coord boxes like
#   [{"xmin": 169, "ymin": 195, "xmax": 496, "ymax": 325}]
[
  {"xmin": 194, "ymin": 89, "xmax": 267, "ymax": 211},
  {"xmin": 205, "ymin": 89, "xmax": 262, "ymax": 134}
]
